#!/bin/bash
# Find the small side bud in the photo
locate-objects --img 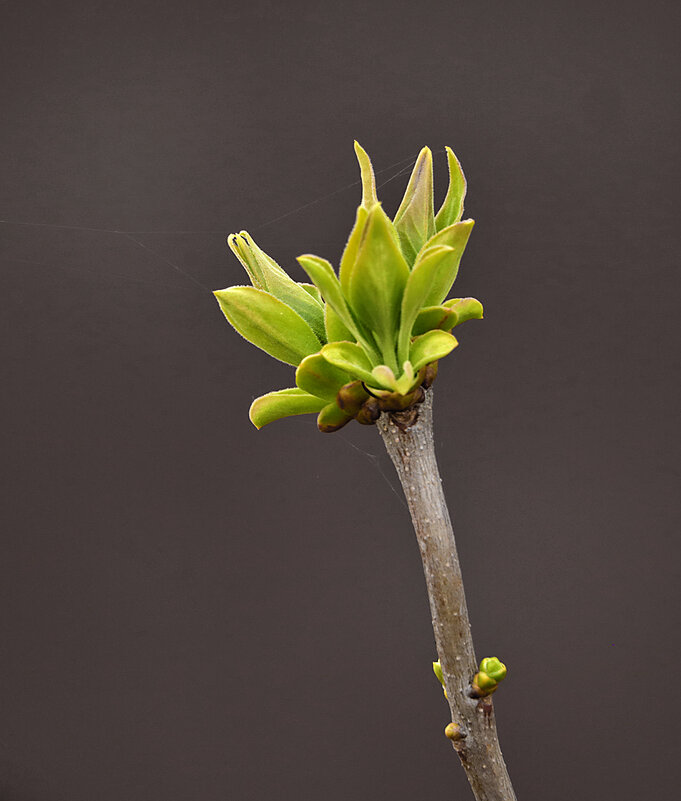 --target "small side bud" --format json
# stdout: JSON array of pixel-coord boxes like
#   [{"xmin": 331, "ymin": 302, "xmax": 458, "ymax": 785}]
[
  {"xmin": 421, "ymin": 361, "xmax": 439, "ymax": 389},
  {"xmin": 432, "ymin": 660, "xmax": 444, "ymax": 686},
  {"xmin": 433, "ymin": 659, "xmax": 448, "ymax": 699},
  {"xmin": 470, "ymin": 656, "xmax": 507, "ymax": 697},
  {"xmin": 355, "ymin": 397, "xmax": 381, "ymax": 425},
  {"xmin": 337, "ymin": 380, "xmax": 369, "ymax": 417},
  {"xmin": 444, "ymin": 722, "xmax": 465, "ymax": 741}
]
